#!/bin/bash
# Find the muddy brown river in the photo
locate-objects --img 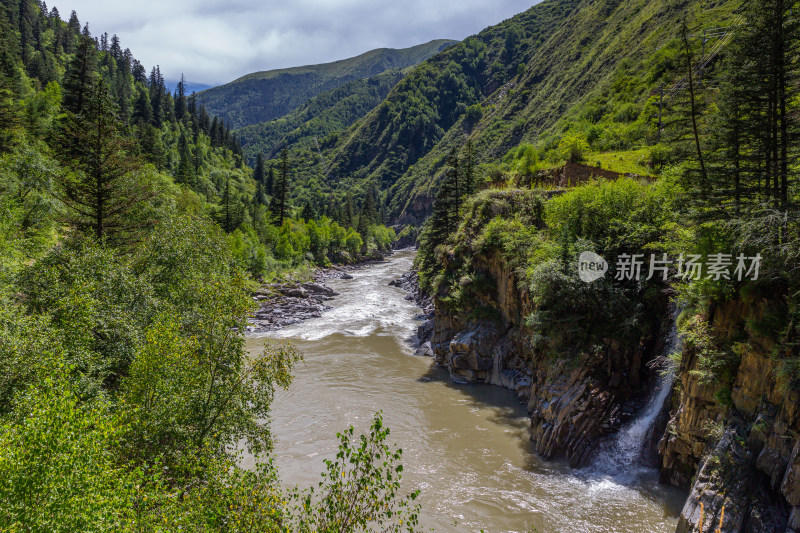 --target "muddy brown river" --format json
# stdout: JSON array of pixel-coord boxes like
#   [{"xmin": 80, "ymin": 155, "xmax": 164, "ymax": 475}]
[{"xmin": 245, "ymin": 250, "xmax": 686, "ymax": 532}]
